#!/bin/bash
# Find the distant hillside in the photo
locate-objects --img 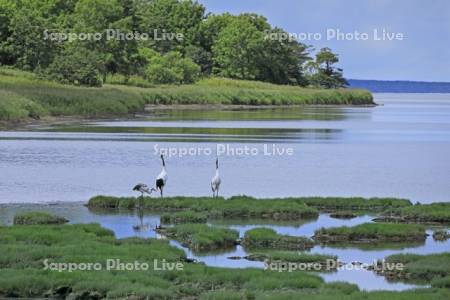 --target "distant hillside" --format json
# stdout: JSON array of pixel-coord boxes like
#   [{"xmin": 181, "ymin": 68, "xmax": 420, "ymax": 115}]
[{"xmin": 348, "ymin": 79, "xmax": 450, "ymax": 93}]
